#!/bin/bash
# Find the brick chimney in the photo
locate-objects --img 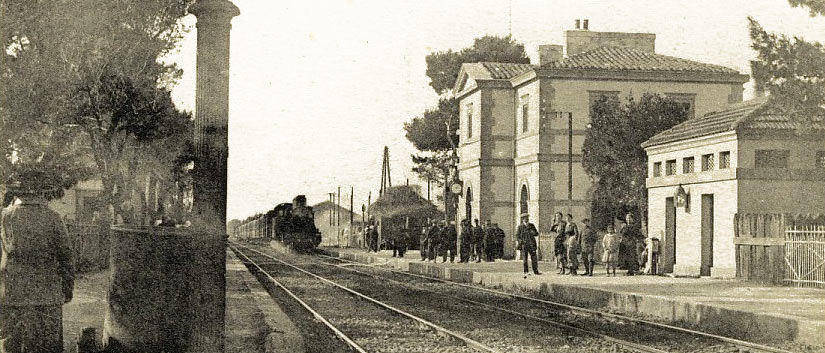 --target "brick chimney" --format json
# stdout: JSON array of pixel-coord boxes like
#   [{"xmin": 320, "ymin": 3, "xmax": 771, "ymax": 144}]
[
  {"xmin": 537, "ymin": 44, "xmax": 563, "ymax": 66},
  {"xmin": 565, "ymin": 27, "xmax": 656, "ymax": 56}
]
